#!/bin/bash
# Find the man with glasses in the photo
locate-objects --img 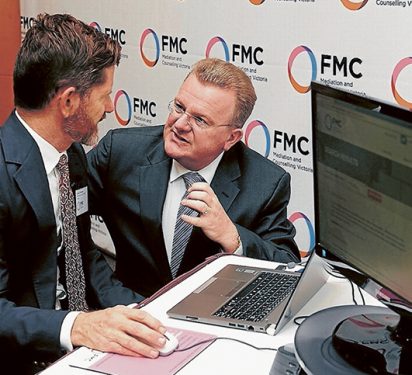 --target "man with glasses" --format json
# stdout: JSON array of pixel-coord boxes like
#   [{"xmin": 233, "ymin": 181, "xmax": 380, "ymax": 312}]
[{"xmin": 87, "ymin": 58, "xmax": 300, "ymax": 297}]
